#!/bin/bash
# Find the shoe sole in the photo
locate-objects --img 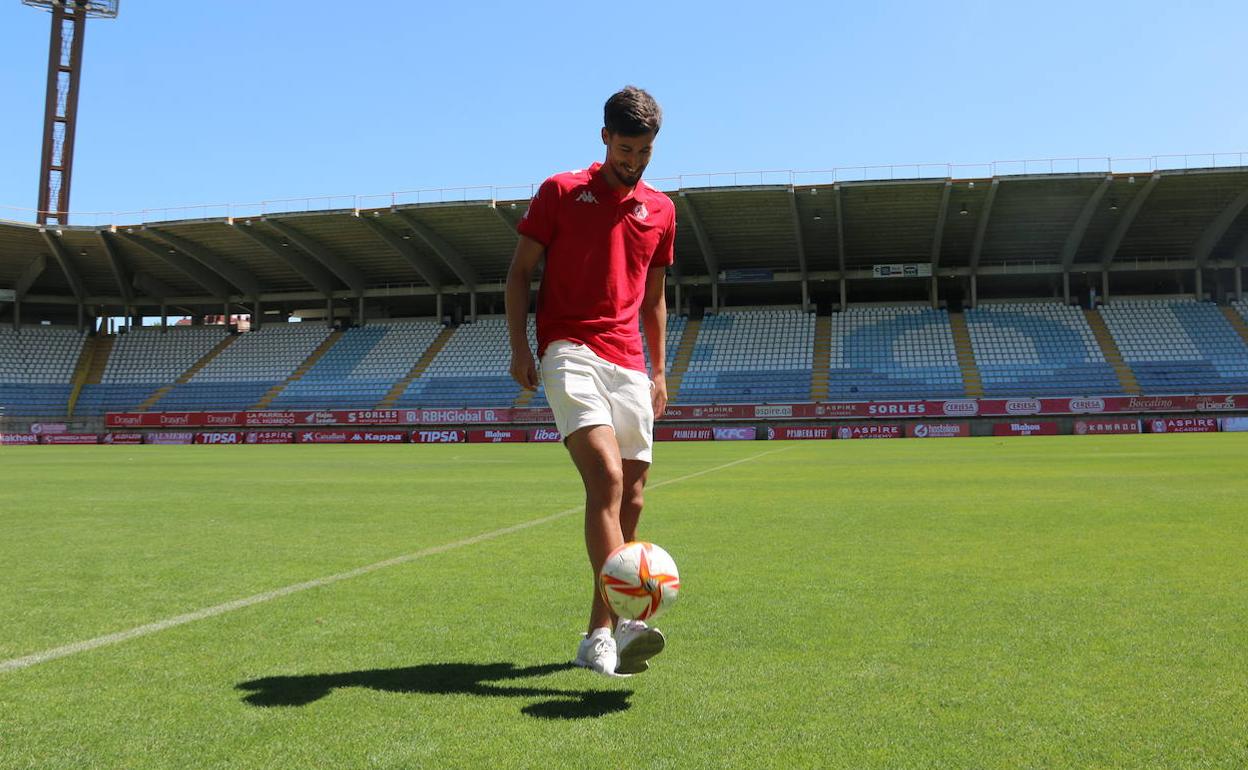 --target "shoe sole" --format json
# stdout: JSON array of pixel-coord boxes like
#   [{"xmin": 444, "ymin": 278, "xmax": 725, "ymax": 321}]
[
  {"xmin": 616, "ymin": 628, "xmax": 665, "ymax": 675},
  {"xmin": 572, "ymin": 658, "xmax": 630, "ymax": 678}
]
